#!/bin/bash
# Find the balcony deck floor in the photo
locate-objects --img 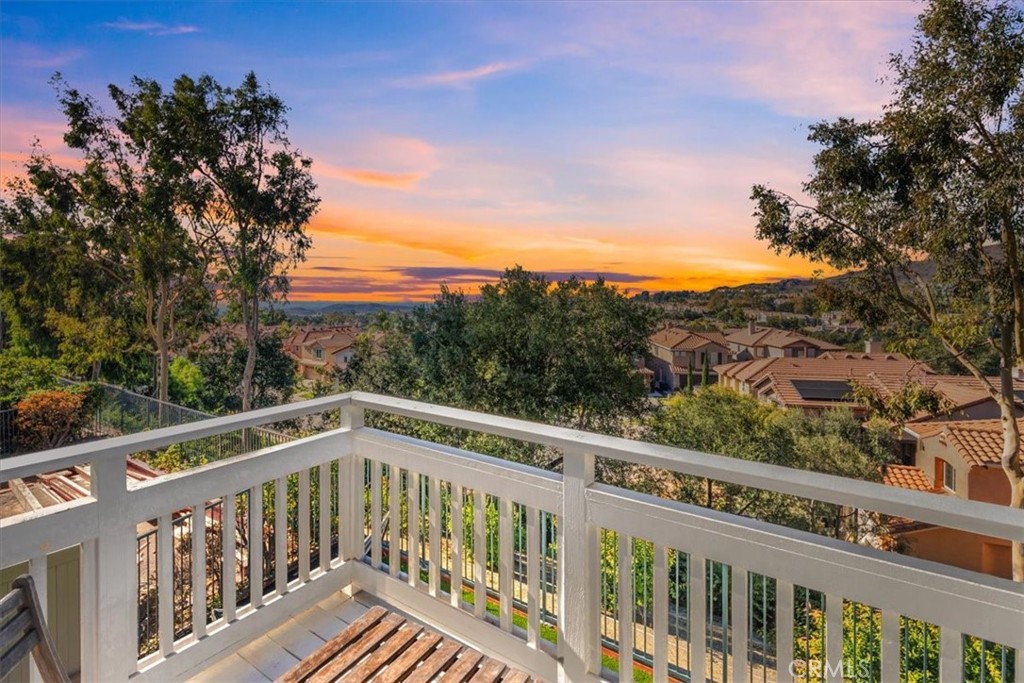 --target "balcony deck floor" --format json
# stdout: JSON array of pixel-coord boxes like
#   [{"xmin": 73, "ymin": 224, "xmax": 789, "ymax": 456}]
[{"xmin": 187, "ymin": 590, "xmax": 377, "ymax": 683}]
